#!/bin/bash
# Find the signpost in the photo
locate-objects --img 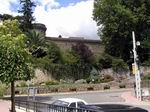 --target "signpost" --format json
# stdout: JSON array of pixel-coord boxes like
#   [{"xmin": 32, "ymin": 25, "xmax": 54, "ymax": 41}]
[
  {"xmin": 28, "ymin": 87, "xmax": 37, "ymax": 100},
  {"xmin": 132, "ymin": 31, "xmax": 142, "ymax": 101}
]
